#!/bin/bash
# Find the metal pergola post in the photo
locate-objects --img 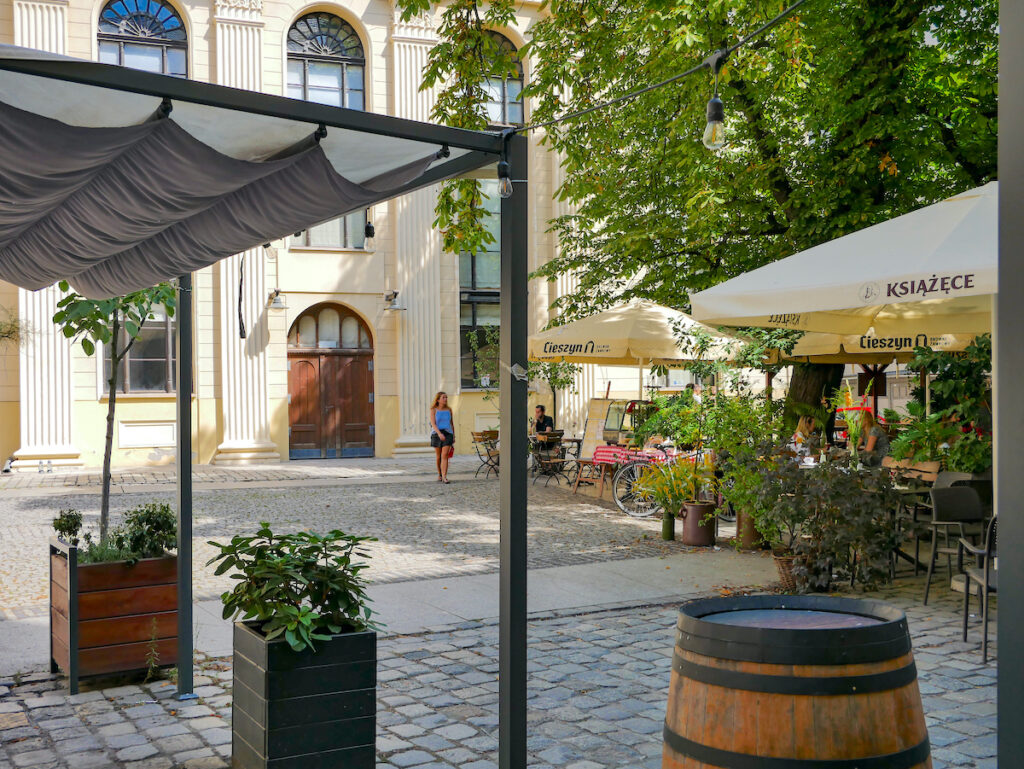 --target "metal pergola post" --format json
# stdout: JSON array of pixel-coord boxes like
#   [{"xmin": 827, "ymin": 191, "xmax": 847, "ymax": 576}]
[
  {"xmin": 998, "ymin": 0, "xmax": 1023, "ymax": 759},
  {"xmin": 176, "ymin": 272, "xmax": 194, "ymax": 699},
  {"xmin": 499, "ymin": 132, "xmax": 529, "ymax": 769}
]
